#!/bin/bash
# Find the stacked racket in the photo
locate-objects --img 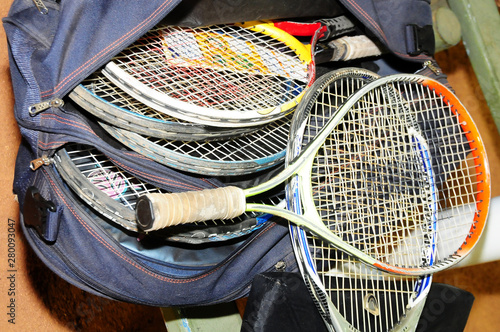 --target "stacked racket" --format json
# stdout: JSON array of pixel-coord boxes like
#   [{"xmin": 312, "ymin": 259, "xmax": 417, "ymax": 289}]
[
  {"xmin": 61, "ymin": 18, "xmax": 360, "ymax": 243},
  {"xmin": 52, "ymin": 143, "xmax": 284, "ymax": 244},
  {"xmin": 69, "ymin": 17, "xmax": 370, "ymax": 177},
  {"xmin": 287, "ymin": 68, "xmax": 433, "ymax": 331},
  {"xmin": 60, "ymin": 15, "xmax": 490, "ymax": 332}
]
